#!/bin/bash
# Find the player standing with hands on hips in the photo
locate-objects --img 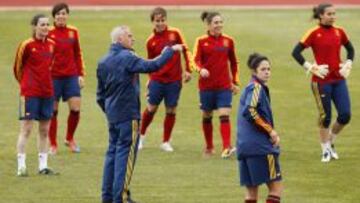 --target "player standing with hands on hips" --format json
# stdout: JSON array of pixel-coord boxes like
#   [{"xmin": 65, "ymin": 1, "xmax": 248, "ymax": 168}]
[
  {"xmin": 97, "ymin": 25, "xmax": 183, "ymax": 203},
  {"xmin": 292, "ymin": 3, "xmax": 355, "ymax": 162},
  {"xmin": 237, "ymin": 53, "xmax": 282, "ymax": 203}
]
